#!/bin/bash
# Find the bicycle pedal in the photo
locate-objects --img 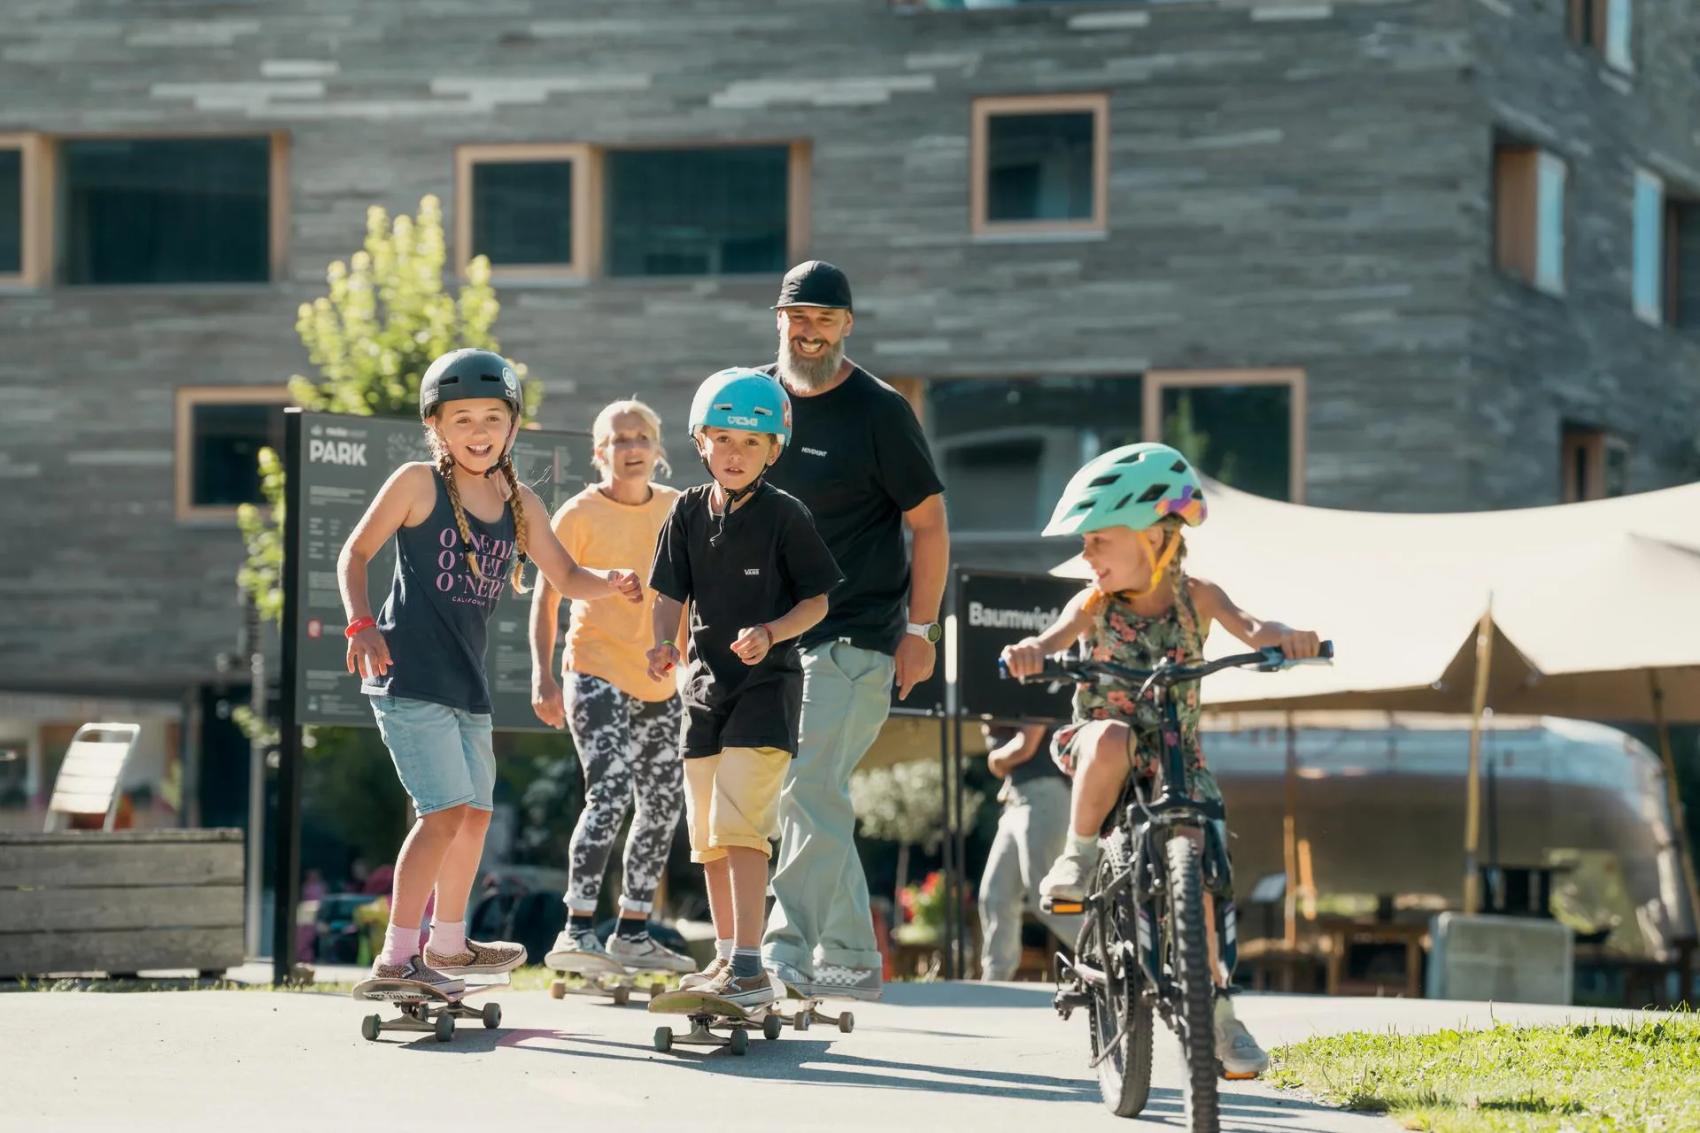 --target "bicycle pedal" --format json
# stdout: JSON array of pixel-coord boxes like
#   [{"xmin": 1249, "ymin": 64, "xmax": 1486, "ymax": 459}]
[
  {"xmin": 1217, "ymin": 1063, "xmax": 1259, "ymax": 1081},
  {"xmin": 1042, "ymin": 898, "xmax": 1085, "ymax": 916}
]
